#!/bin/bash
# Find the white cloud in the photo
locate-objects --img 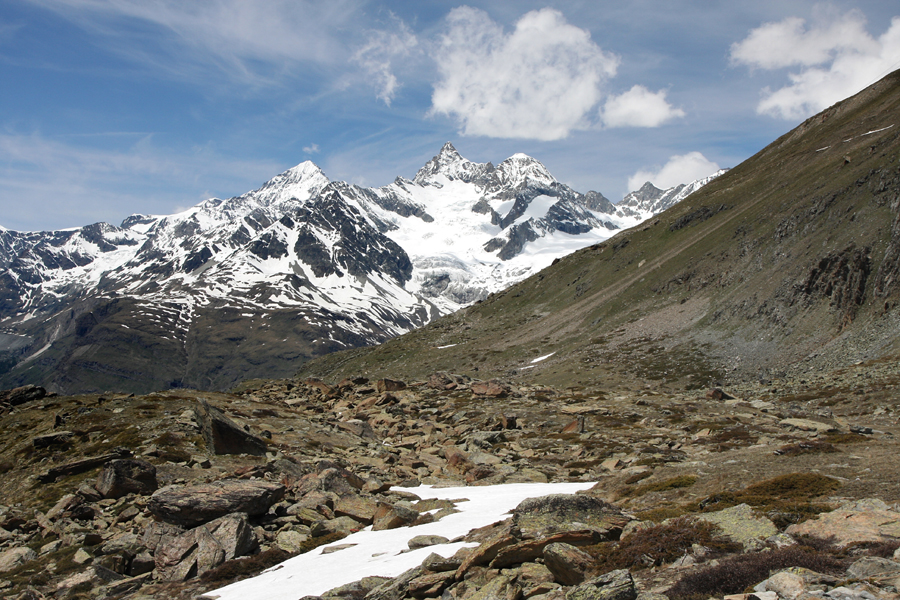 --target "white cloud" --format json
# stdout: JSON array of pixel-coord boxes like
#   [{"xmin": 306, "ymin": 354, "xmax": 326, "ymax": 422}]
[
  {"xmin": 628, "ymin": 152, "xmax": 720, "ymax": 192},
  {"xmin": 731, "ymin": 11, "xmax": 900, "ymax": 119},
  {"xmin": 352, "ymin": 16, "xmax": 419, "ymax": 106},
  {"xmin": 601, "ymin": 85, "xmax": 685, "ymax": 128},
  {"xmin": 429, "ymin": 7, "xmax": 619, "ymax": 140},
  {"xmin": 30, "ymin": 0, "xmax": 365, "ymax": 86},
  {"xmin": 303, "ymin": 144, "xmax": 320, "ymax": 154}
]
